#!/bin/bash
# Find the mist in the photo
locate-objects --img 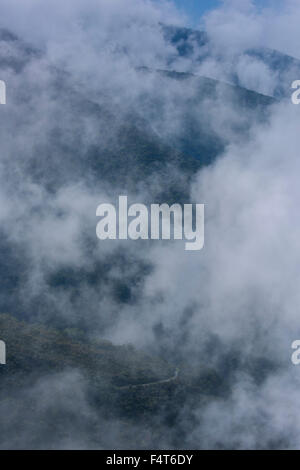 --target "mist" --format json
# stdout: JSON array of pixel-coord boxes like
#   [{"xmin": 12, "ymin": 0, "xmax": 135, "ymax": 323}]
[{"xmin": 0, "ymin": 0, "xmax": 300, "ymax": 450}]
